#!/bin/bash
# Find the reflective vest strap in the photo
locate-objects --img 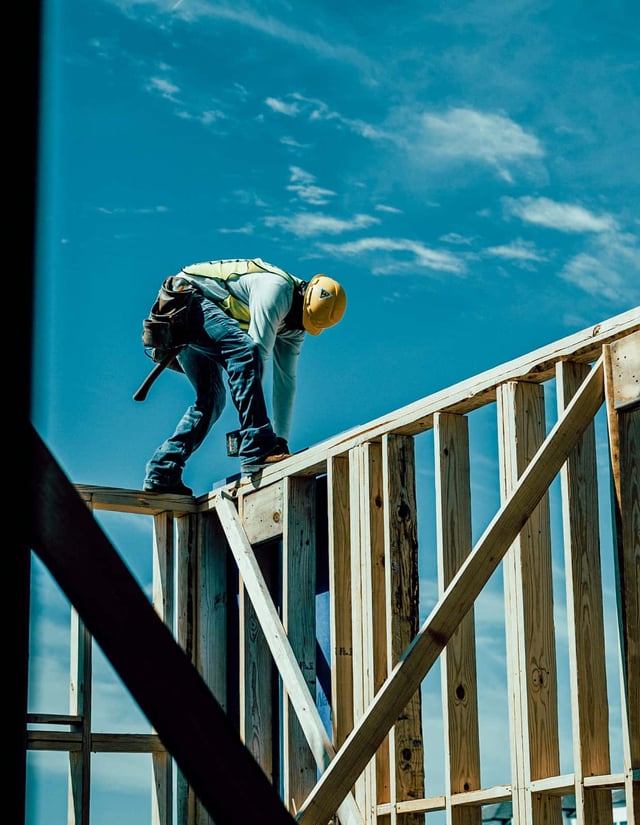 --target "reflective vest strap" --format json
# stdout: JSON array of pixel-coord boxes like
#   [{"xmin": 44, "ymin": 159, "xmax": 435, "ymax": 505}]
[
  {"xmin": 181, "ymin": 258, "xmax": 295, "ymax": 286},
  {"xmin": 180, "ymin": 259, "xmax": 297, "ymax": 330}
]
